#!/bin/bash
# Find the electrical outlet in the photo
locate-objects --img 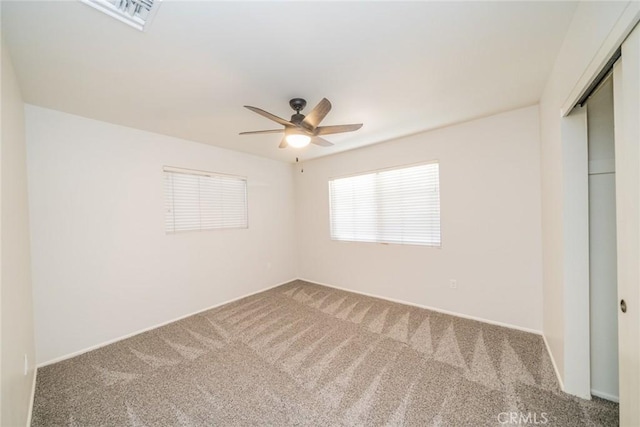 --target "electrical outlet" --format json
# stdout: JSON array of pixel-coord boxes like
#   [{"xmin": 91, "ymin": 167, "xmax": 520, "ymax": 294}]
[
  {"xmin": 24, "ymin": 354, "xmax": 28, "ymax": 376},
  {"xmin": 449, "ymin": 279, "xmax": 457, "ymax": 289}
]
